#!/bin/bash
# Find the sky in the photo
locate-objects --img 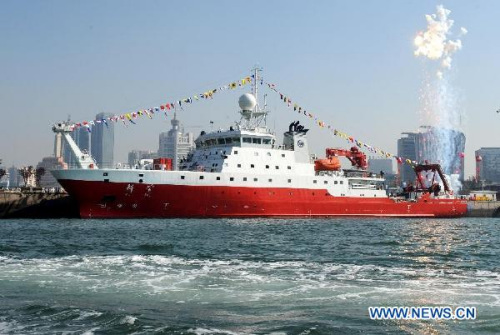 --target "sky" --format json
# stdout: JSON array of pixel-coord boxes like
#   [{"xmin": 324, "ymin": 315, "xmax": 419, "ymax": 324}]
[{"xmin": 1, "ymin": 0, "xmax": 499, "ymax": 178}]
